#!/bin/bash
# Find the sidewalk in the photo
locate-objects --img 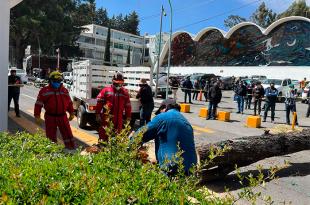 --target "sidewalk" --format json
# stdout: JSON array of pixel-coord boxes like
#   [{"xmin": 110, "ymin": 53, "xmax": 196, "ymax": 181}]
[{"xmin": 7, "ymin": 111, "xmax": 96, "ymax": 148}]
